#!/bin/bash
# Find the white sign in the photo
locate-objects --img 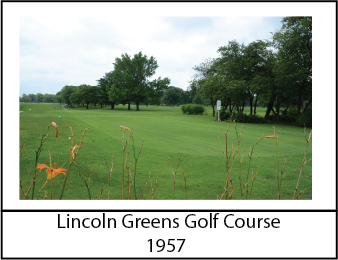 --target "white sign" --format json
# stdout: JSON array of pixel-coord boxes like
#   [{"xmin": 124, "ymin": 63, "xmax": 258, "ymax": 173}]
[{"xmin": 217, "ymin": 100, "xmax": 221, "ymax": 110}]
